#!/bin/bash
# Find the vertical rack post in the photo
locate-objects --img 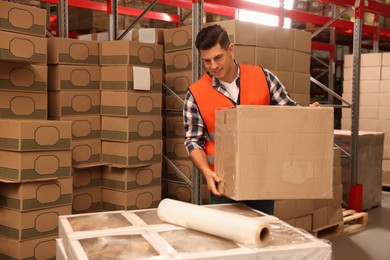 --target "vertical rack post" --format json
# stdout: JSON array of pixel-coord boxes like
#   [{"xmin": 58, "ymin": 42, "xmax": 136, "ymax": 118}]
[
  {"xmin": 108, "ymin": 0, "xmax": 118, "ymax": 40},
  {"xmin": 191, "ymin": 0, "xmax": 203, "ymax": 205},
  {"xmin": 58, "ymin": 0, "xmax": 68, "ymax": 38}
]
